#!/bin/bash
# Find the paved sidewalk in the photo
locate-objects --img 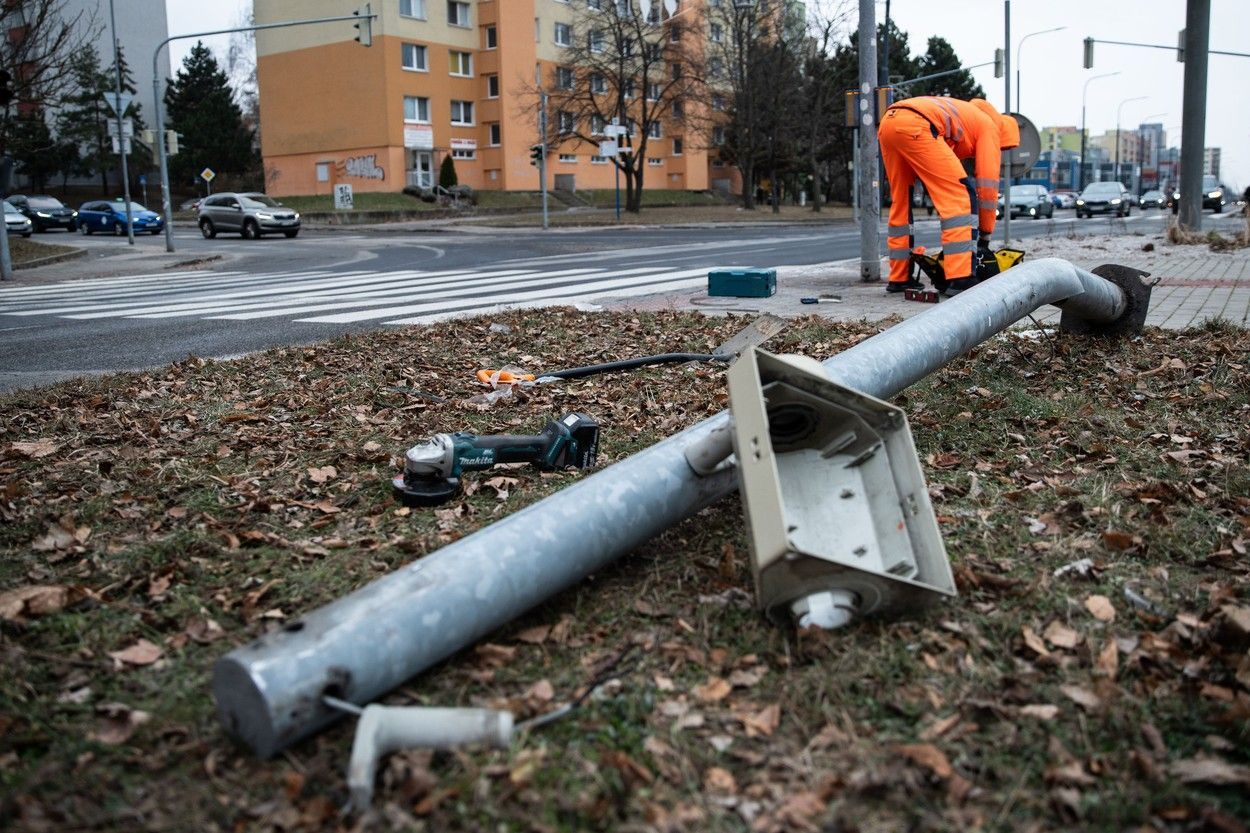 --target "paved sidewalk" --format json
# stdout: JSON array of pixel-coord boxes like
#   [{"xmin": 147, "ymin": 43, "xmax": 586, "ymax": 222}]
[{"xmin": 598, "ymin": 229, "xmax": 1250, "ymax": 329}]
